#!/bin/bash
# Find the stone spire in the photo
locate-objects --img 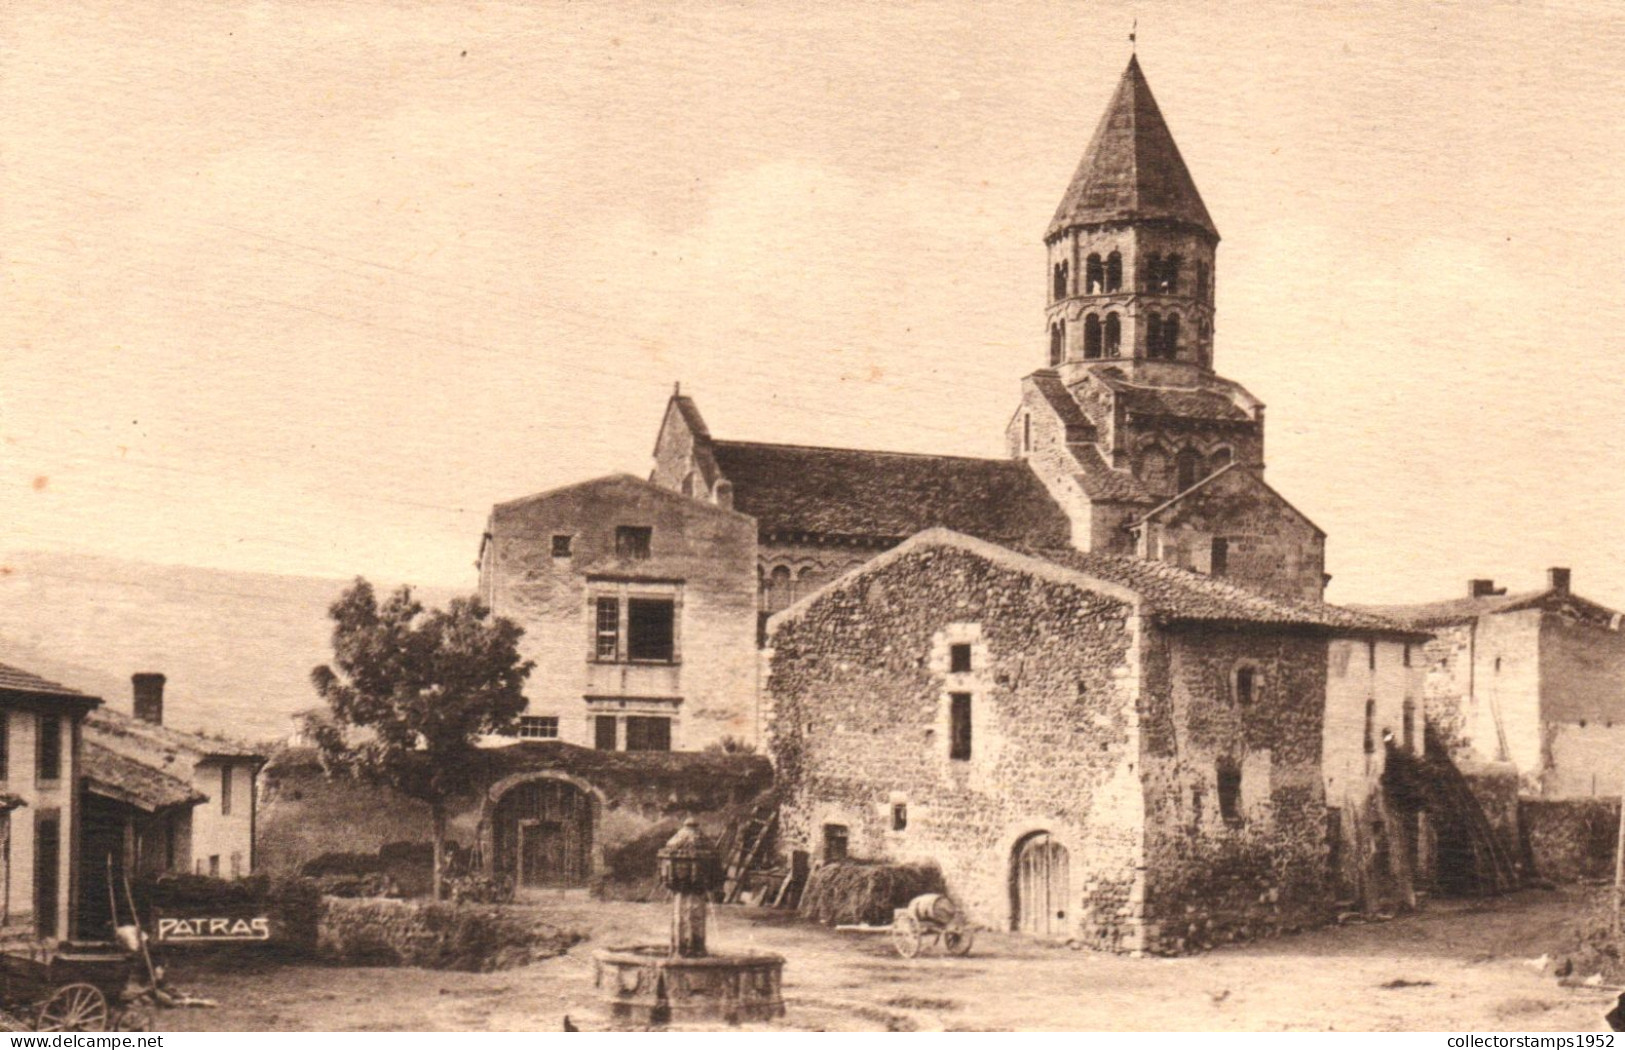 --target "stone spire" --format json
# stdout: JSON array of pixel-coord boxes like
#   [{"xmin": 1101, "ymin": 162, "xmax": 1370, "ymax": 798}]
[{"xmin": 1047, "ymin": 55, "xmax": 1217, "ymax": 243}]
